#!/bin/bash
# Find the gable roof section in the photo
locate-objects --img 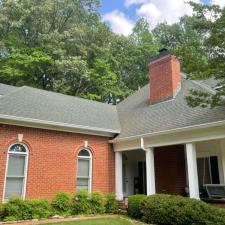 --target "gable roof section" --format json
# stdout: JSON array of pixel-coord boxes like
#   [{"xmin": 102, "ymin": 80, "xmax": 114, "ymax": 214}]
[
  {"xmin": 115, "ymin": 77, "xmax": 225, "ymax": 140},
  {"xmin": 0, "ymin": 86, "xmax": 120, "ymax": 136}
]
